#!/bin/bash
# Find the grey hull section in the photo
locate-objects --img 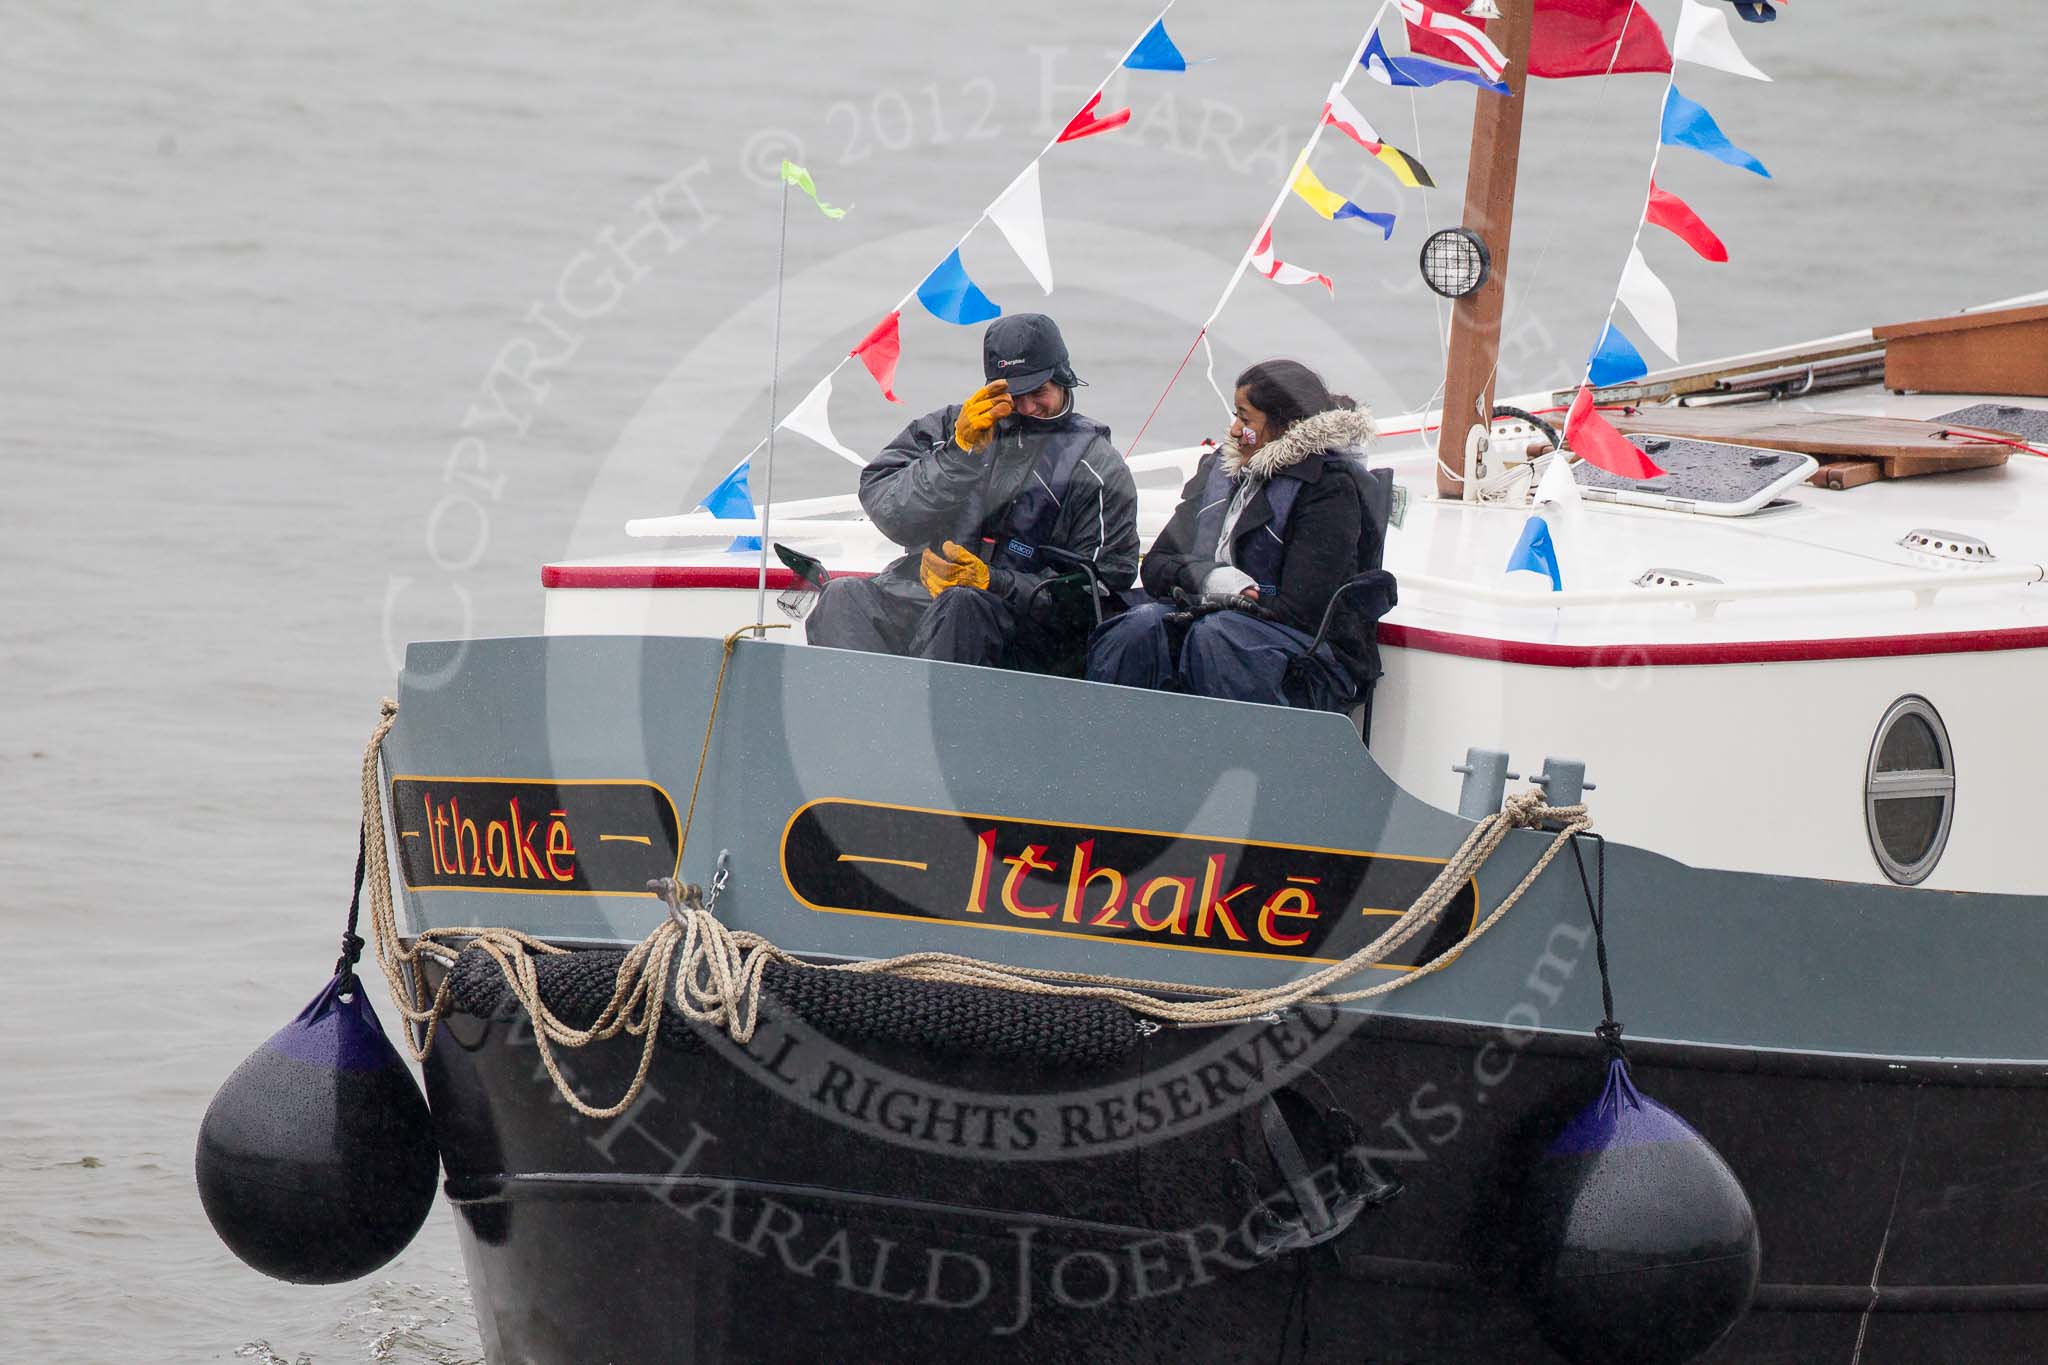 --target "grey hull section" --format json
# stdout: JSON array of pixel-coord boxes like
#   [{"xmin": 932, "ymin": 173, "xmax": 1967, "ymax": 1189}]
[{"xmin": 386, "ymin": 634, "xmax": 2048, "ymax": 1065}]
